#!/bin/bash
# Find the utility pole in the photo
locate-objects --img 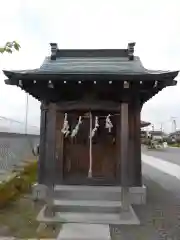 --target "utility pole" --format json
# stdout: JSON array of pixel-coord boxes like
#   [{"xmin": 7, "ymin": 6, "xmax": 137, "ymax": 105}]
[
  {"xmin": 171, "ymin": 117, "xmax": 177, "ymax": 132},
  {"xmin": 160, "ymin": 123, "xmax": 163, "ymax": 132},
  {"xmin": 173, "ymin": 119, "xmax": 177, "ymax": 132},
  {"xmin": 24, "ymin": 93, "xmax": 29, "ymax": 134}
]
